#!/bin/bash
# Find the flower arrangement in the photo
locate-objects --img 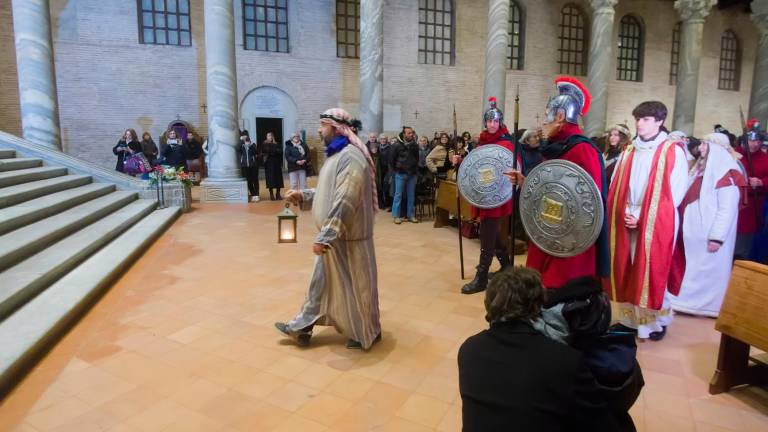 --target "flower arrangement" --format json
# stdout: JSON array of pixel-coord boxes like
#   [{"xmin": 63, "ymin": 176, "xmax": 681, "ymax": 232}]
[{"xmin": 149, "ymin": 166, "xmax": 194, "ymax": 187}]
